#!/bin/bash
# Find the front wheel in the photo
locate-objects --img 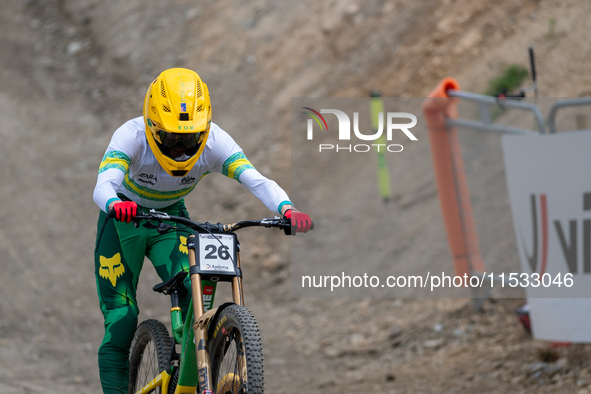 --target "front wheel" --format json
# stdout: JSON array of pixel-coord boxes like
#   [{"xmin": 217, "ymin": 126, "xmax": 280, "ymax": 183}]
[
  {"xmin": 128, "ymin": 319, "xmax": 172, "ymax": 394},
  {"xmin": 209, "ymin": 304, "xmax": 264, "ymax": 394}
]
